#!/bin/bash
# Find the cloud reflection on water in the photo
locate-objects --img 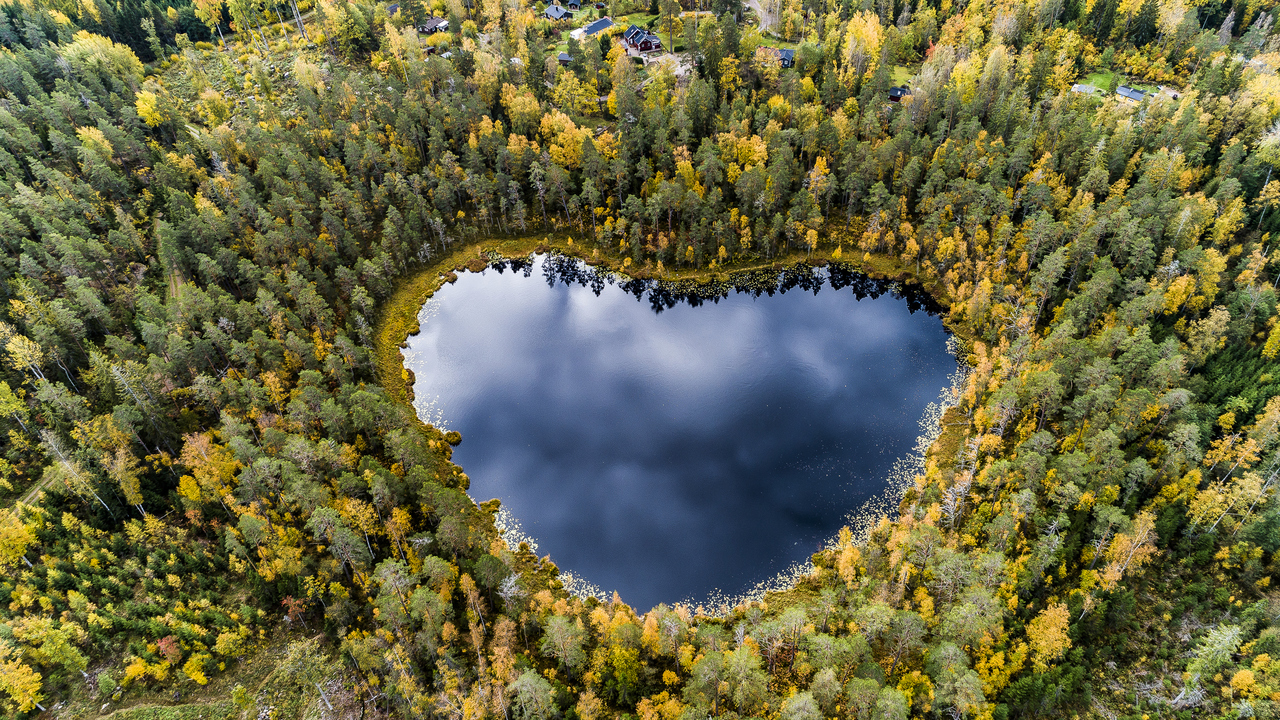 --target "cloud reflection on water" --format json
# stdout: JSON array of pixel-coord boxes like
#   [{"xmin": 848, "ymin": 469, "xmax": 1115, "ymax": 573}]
[{"xmin": 405, "ymin": 258, "xmax": 954, "ymax": 611}]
